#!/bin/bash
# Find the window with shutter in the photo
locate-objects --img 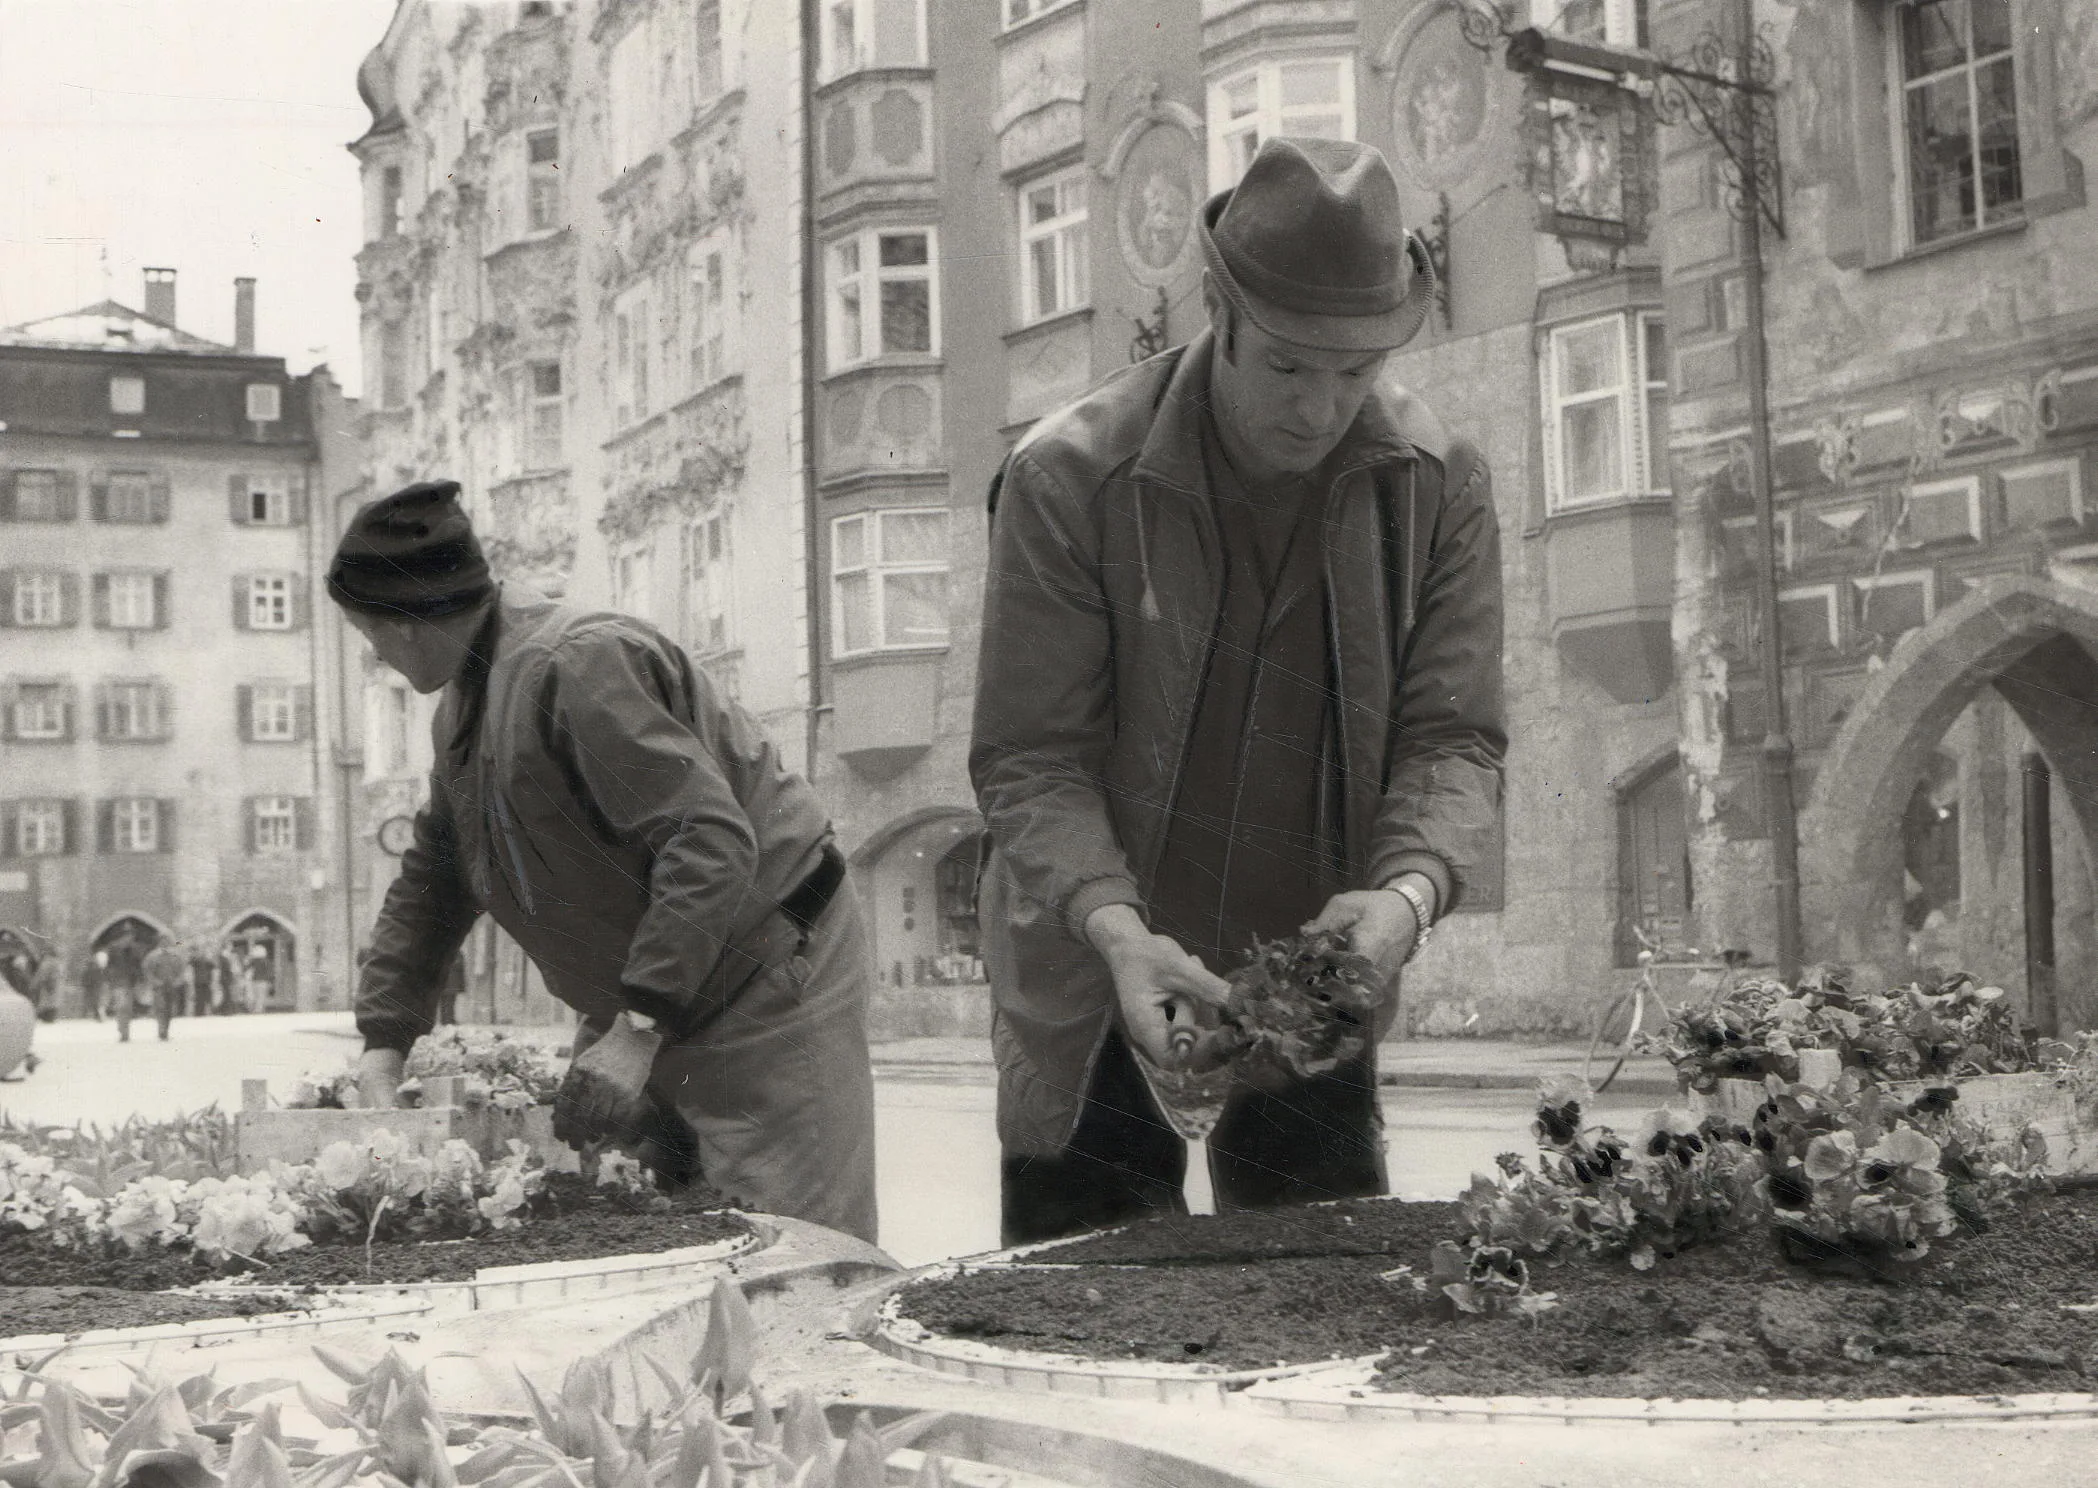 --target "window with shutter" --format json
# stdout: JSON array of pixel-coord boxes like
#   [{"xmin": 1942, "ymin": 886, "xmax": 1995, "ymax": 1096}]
[
  {"xmin": 95, "ymin": 801, "xmax": 115, "ymax": 855},
  {"xmin": 236, "ymin": 684, "xmax": 254, "ymax": 741},
  {"xmin": 16, "ymin": 800, "xmax": 65, "ymax": 857},
  {"xmin": 232, "ymin": 576, "xmax": 253, "ymax": 630},
  {"xmin": 253, "ymin": 795, "xmax": 297, "ymax": 853}
]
